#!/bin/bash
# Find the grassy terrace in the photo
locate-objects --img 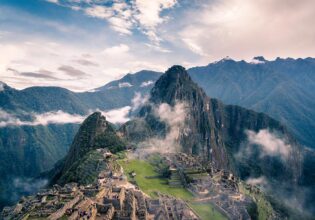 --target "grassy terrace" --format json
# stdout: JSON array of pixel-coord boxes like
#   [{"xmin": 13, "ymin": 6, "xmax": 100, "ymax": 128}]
[
  {"xmin": 190, "ymin": 202, "xmax": 226, "ymax": 220},
  {"xmin": 119, "ymin": 159, "xmax": 227, "ymax": 220},
  {"xmin": 119, "ymin": 159, "xmax": 192, "ymax": 200}
]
